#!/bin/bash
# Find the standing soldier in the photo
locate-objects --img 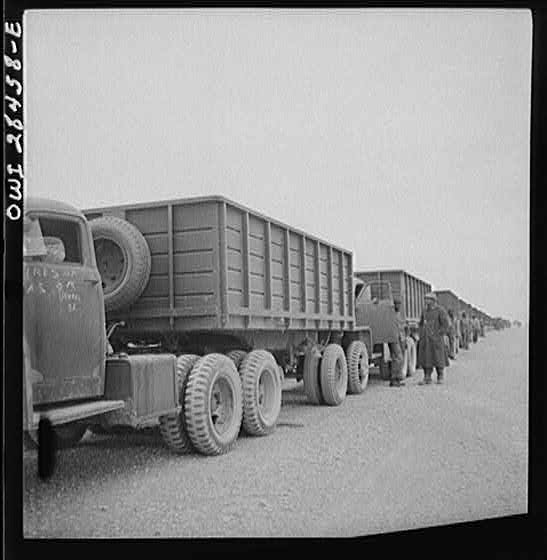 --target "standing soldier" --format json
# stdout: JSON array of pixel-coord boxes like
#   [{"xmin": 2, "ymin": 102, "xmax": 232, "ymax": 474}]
[
  {"xmin": 447, "ymin": 309, "xmax": 457, "ymax": 360},
  {"xmin": 461, "ymin": 311, "xmax": 470, "ymax": 350},
  {"xmin": 471, "ymin": 314, "xmax": 480, "ymax": 344},
  {"xmin": 389, "ymin": 296, "xmax": 406, "ymax": 387},
  {"xmin": 417, "ymin": 292, "xmax": 450, "ymax": 385},
  {"xmin": 453, "ymin": 310, "xmax": 461, "ymax": 355}
]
